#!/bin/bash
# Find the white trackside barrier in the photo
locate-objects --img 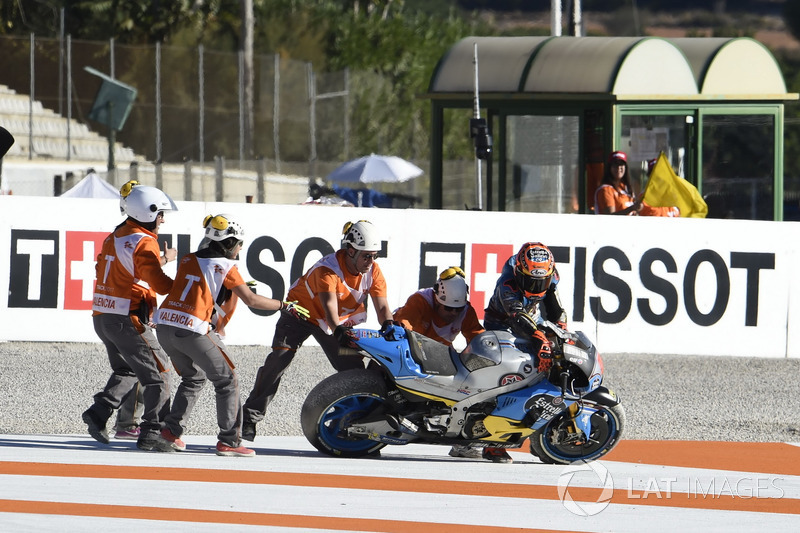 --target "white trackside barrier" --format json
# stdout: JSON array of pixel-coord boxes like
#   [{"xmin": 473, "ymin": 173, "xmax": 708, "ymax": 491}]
[{"xmin": 1, "ymin": 195, "xmax": 797, "ymax": 358}]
